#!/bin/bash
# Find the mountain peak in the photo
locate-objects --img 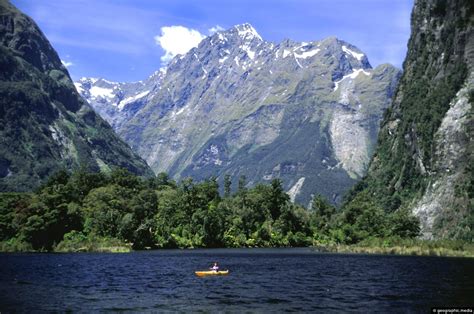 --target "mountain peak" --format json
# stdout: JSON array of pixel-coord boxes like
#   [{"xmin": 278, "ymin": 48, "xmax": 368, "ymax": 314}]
[{"xmin": 233, "ymin": 23, "xmax": 263, "ymax": 41}]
